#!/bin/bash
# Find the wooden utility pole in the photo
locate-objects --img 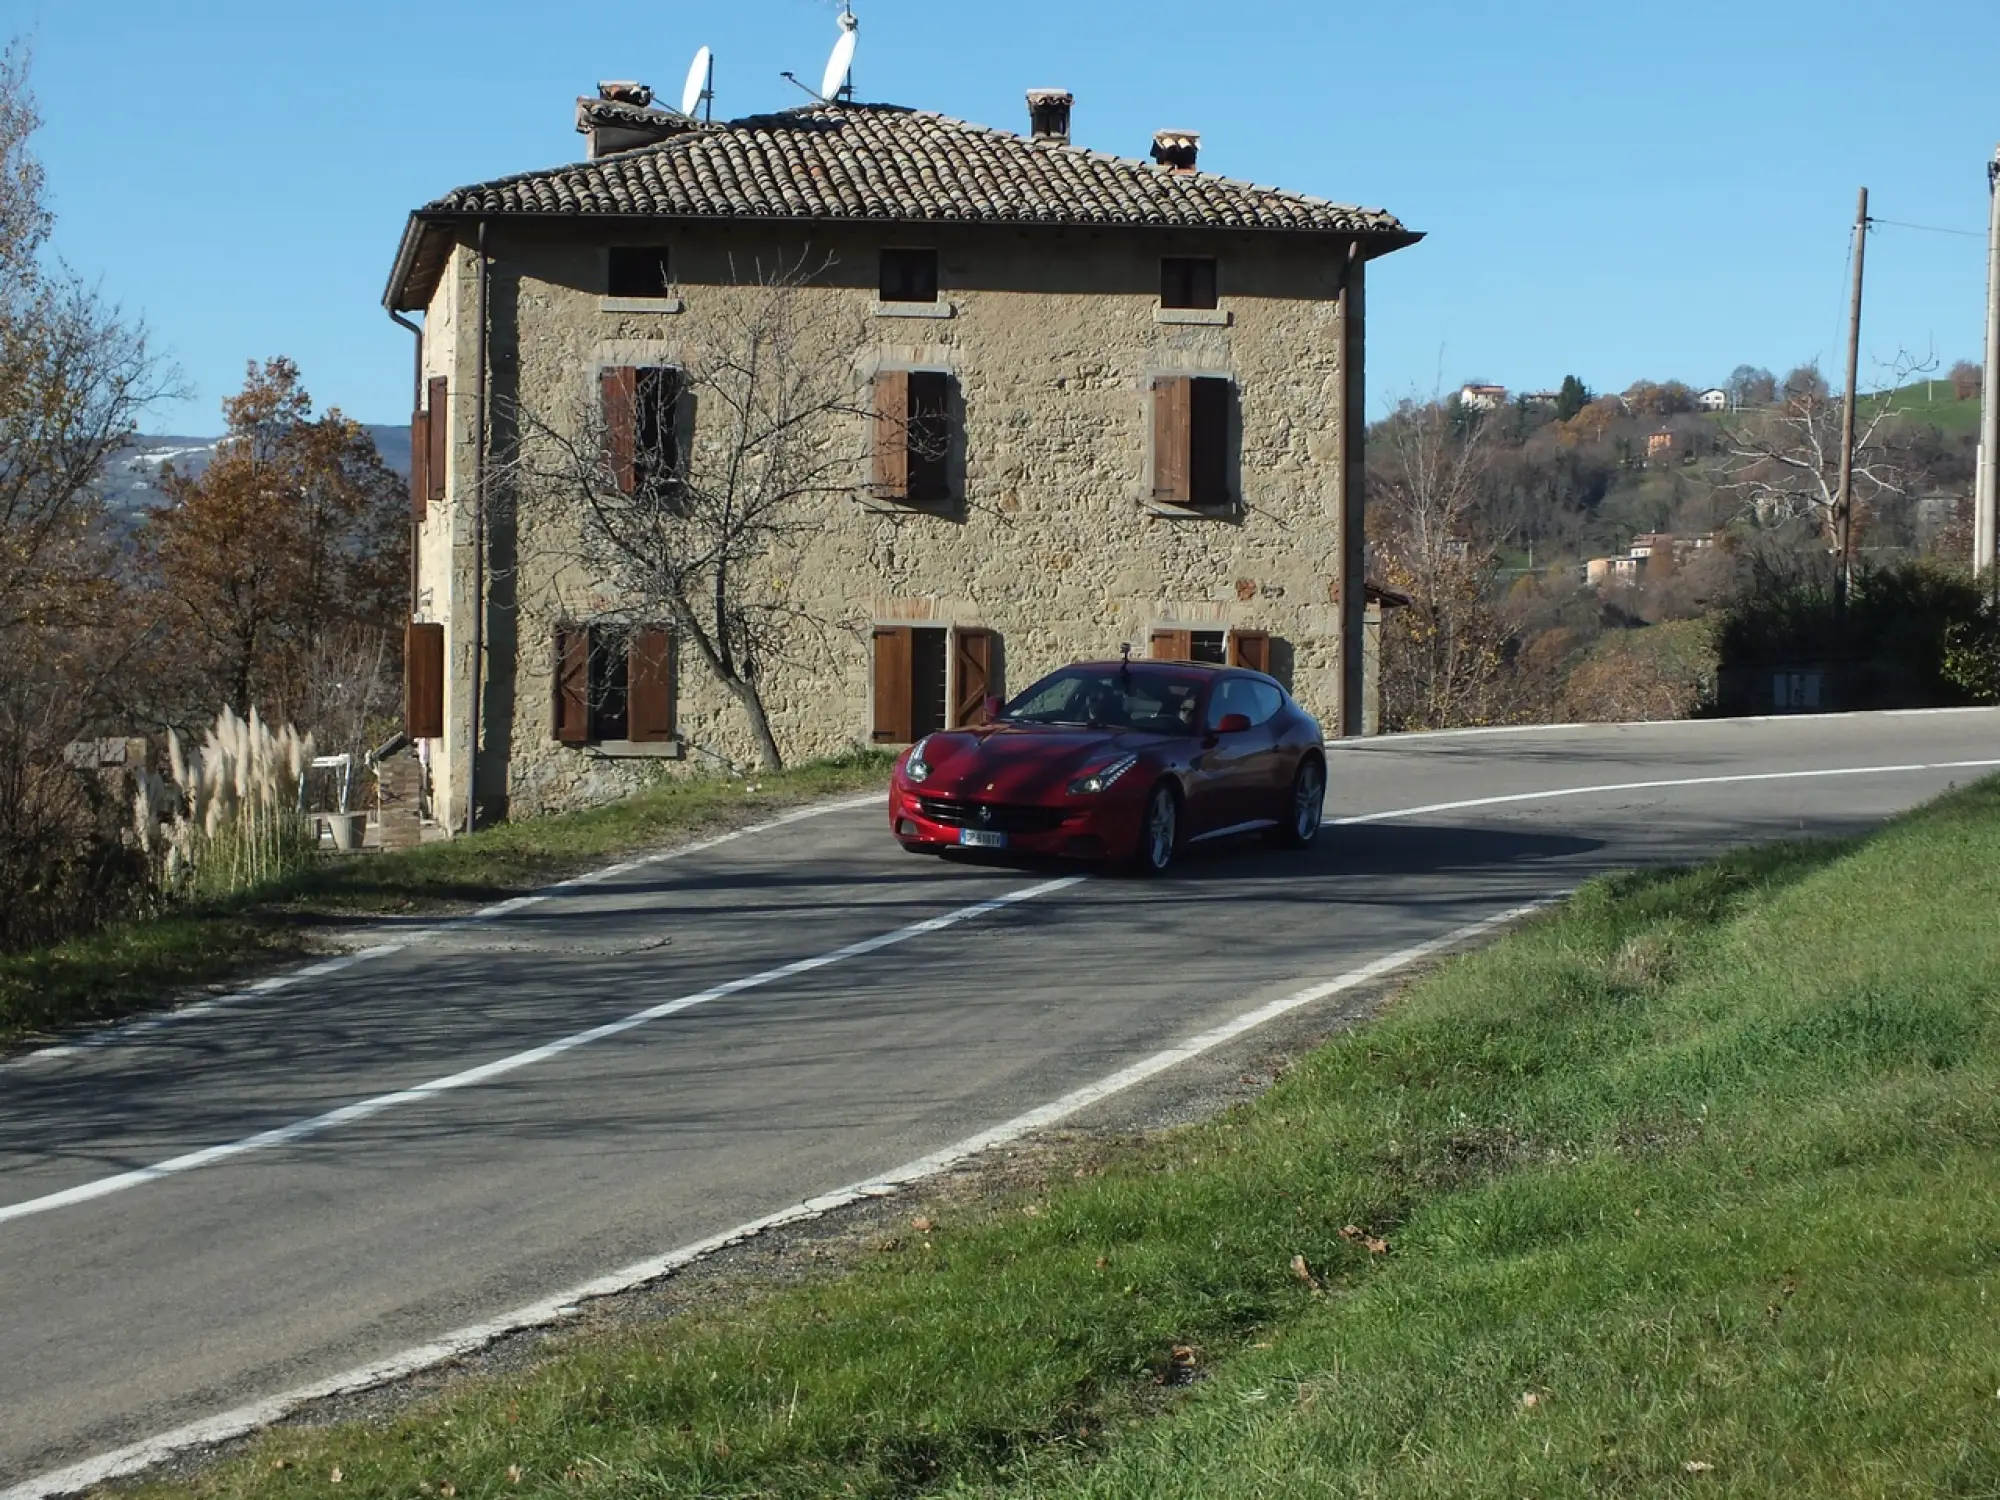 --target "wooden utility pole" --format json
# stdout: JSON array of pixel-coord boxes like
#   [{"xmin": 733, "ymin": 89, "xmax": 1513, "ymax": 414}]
[
  {"xmin": 1977, "ymin": 149, "xmax": 2000, "ymax": 587},
  {"xmin": 1835, "ymin": 186, "xmax": 1868, "ymax": 634}
]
